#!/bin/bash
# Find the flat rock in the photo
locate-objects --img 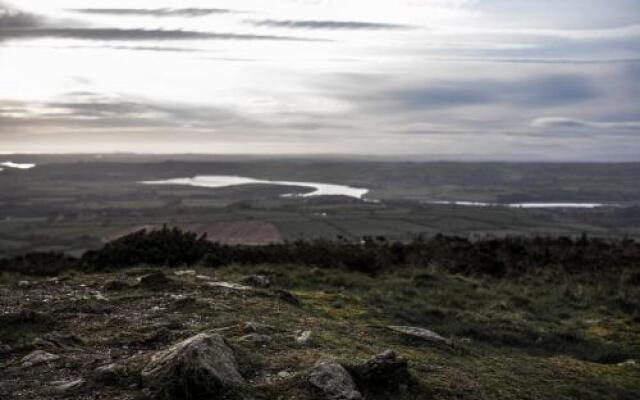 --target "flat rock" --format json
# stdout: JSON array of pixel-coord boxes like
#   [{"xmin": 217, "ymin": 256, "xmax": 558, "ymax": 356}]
[
  {"xmin": 308, "ymin": 360, "xmax": 363, "ymax": 400},
  {"xmin": 387, "ymin": 325, "xmax": 452, "ymax": 346},
  {"xmin": 141, "ymin": 333, "xmax": 247, "ymax": 399},
  {"xmin": 52, "ymin": 378, "xmax": 85, "ymax": 393},
  {"xmin": 207, "ymin": 281, "xmax": 252, "ymax": 291},
  {"xmin": 21, "ymin": 350, "xmax": 60, "ymax": 368},
  {"xmin": 174, "ymin": 270, "xmax": 196, "ymax": 276}
]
